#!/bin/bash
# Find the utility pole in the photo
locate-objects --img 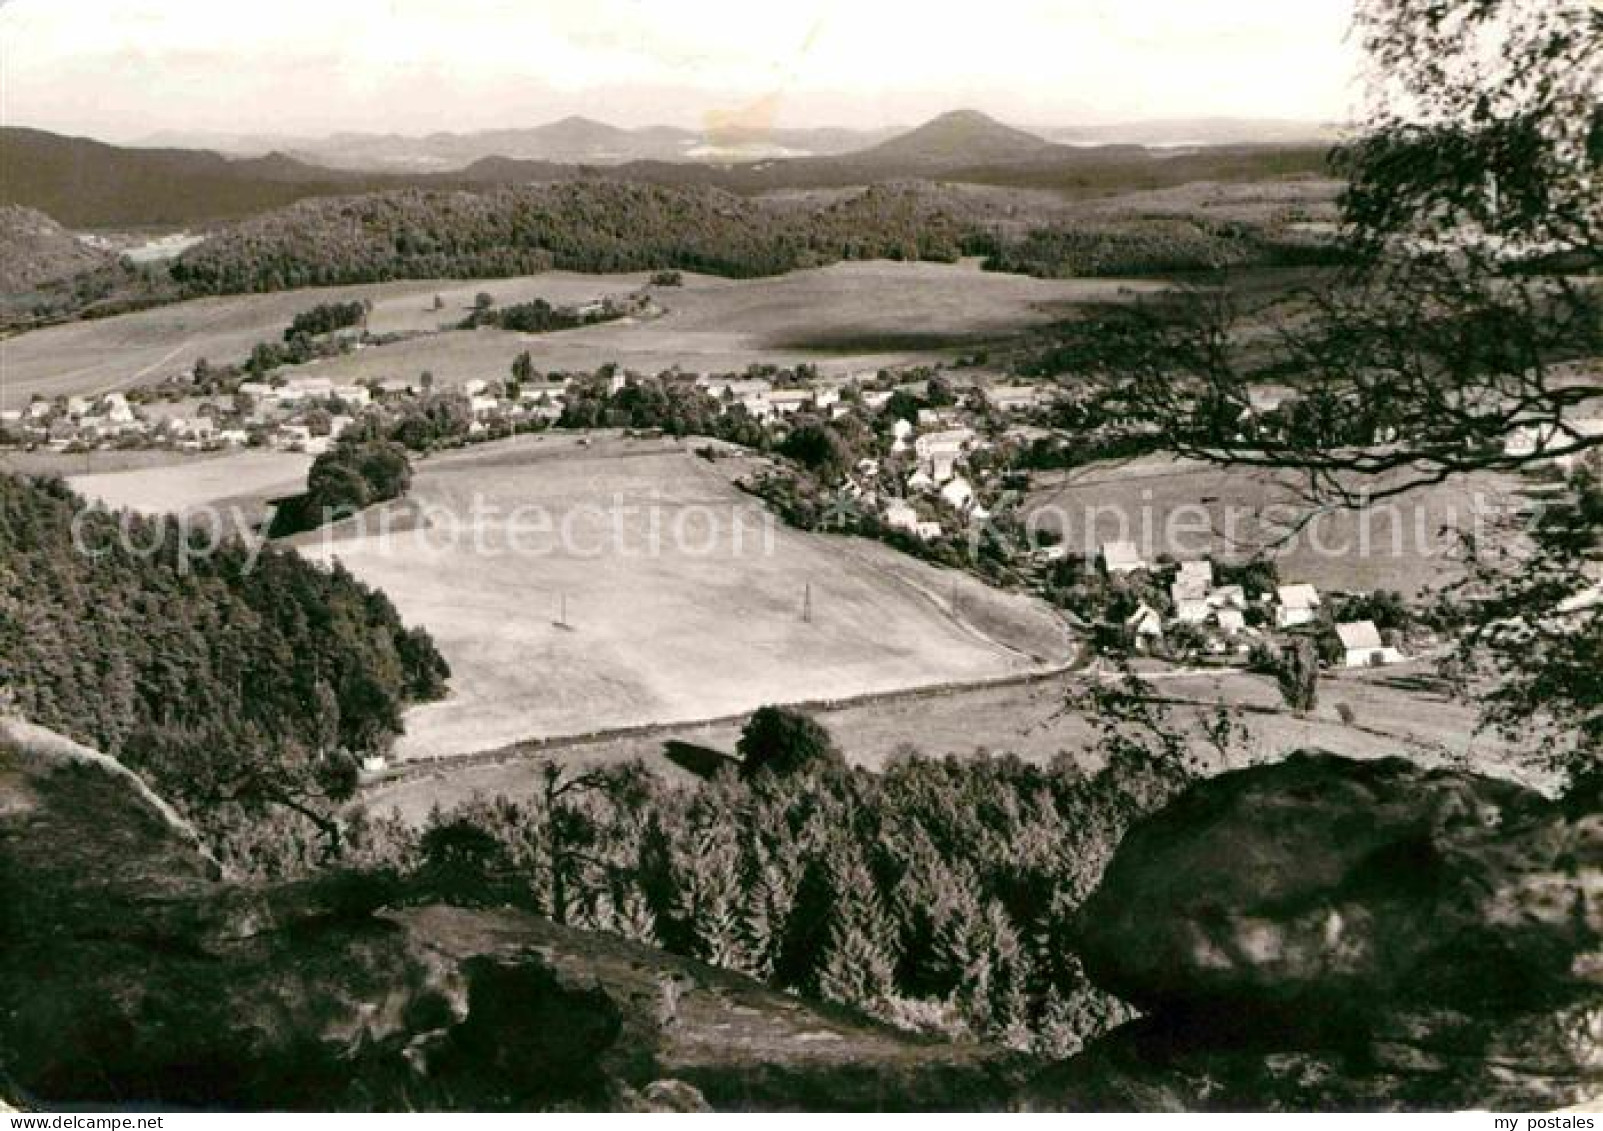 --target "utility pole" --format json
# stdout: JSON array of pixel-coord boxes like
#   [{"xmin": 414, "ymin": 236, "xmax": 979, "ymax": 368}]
[{"xmin": 802, "ymin": 581, "xmax": 813, "ymax": 625}]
